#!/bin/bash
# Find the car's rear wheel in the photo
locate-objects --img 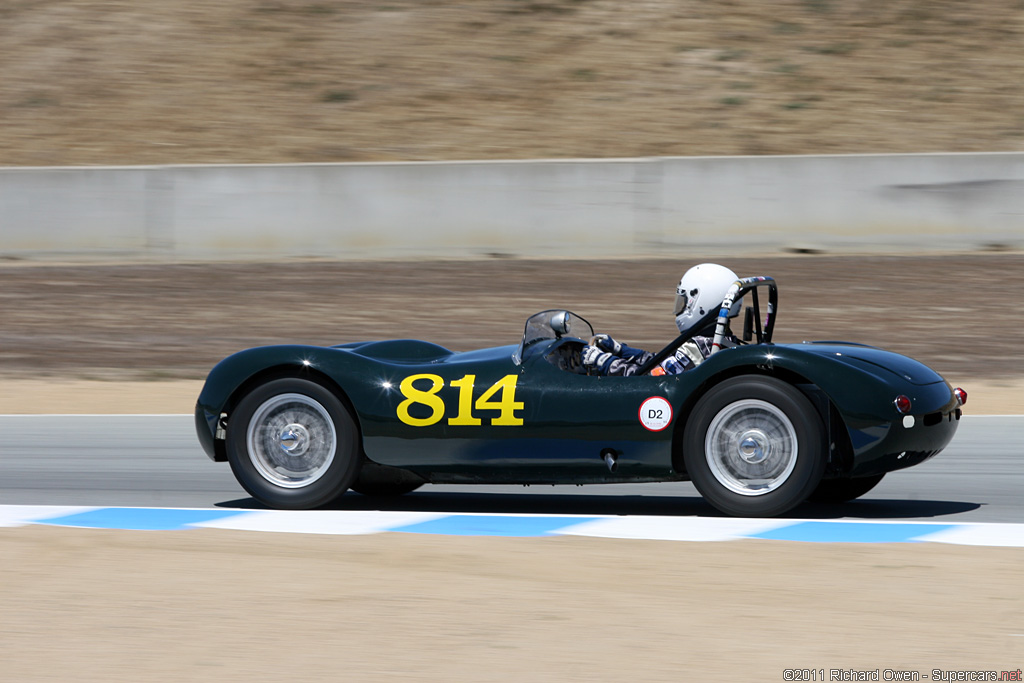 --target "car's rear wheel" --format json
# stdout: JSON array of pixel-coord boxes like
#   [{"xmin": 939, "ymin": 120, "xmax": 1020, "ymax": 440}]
[
  {"xmin": 684, "ymin": 376, "xmax": 826, "ymax": 517},
  {"xmin": 808, "ymin": 473, "xmax": 885, "ymax": 504},
  {"xmin": 226, "ymin": 378, "xmax": 360, "ymax": 509}
]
